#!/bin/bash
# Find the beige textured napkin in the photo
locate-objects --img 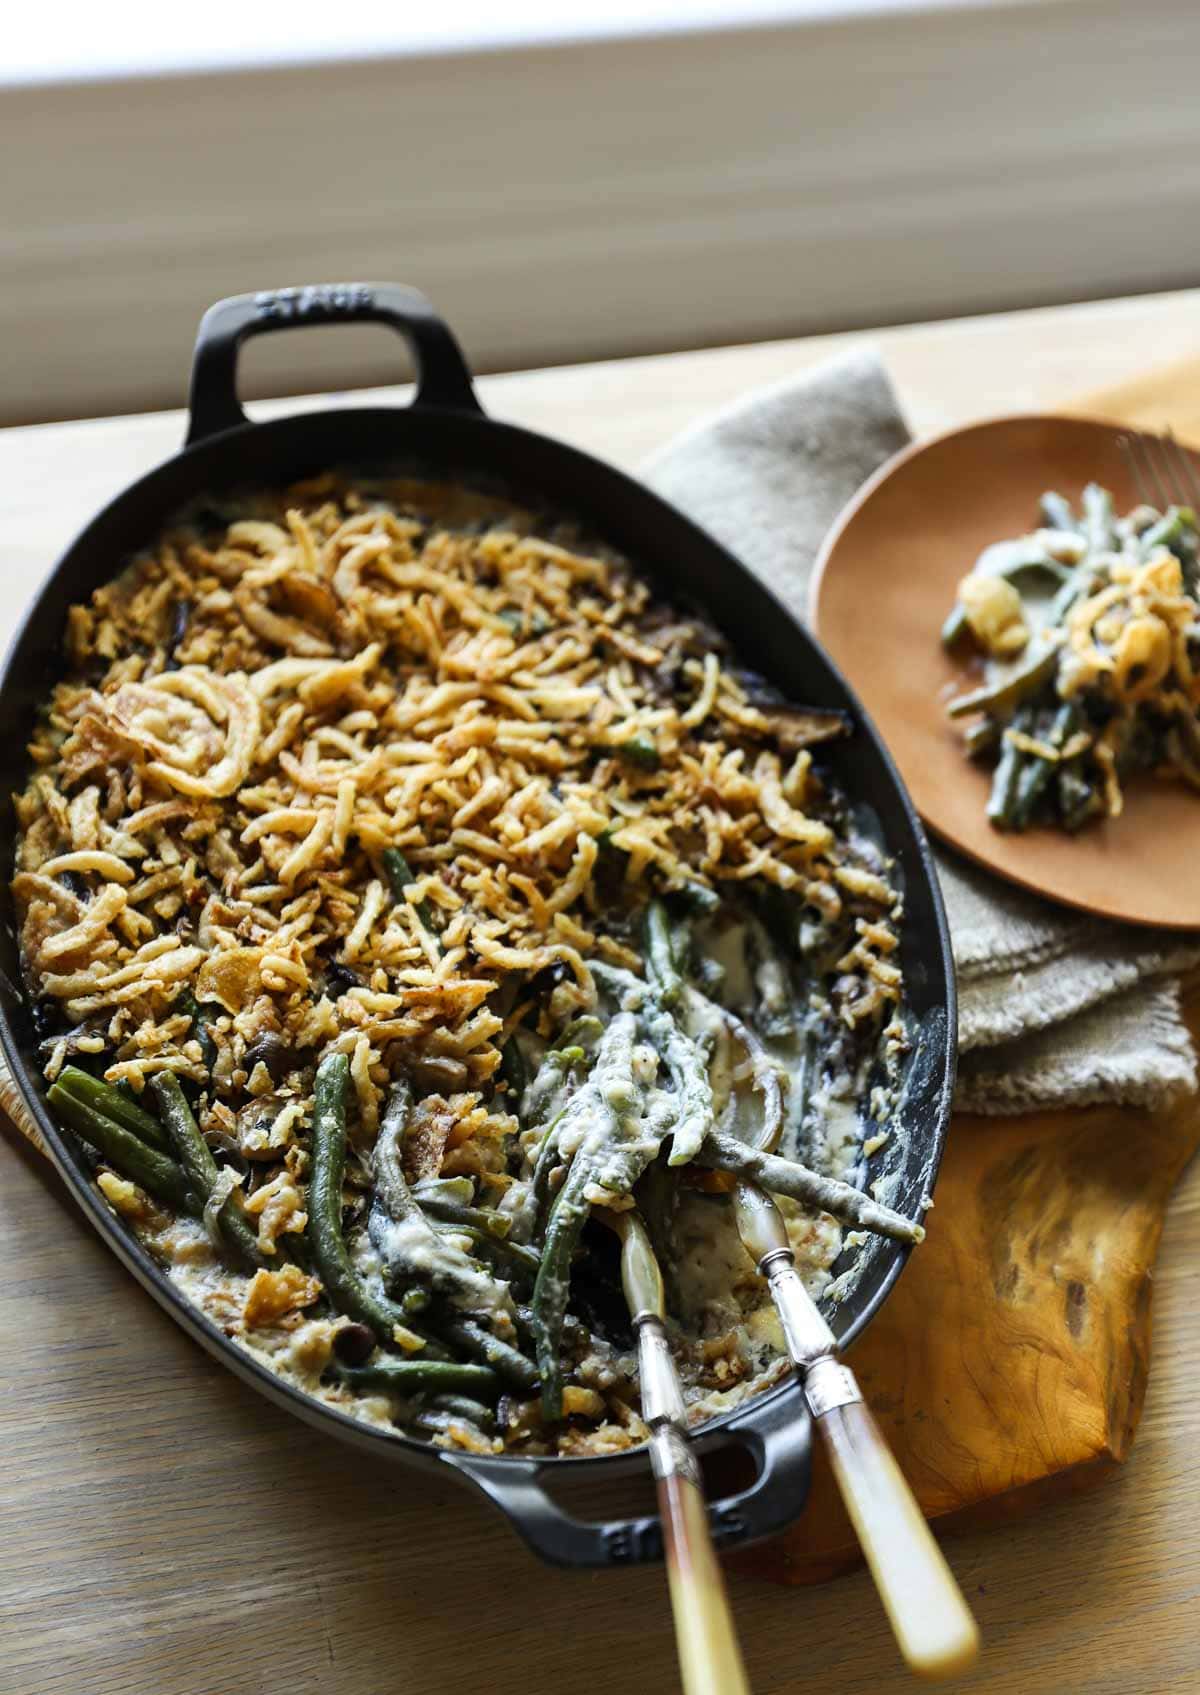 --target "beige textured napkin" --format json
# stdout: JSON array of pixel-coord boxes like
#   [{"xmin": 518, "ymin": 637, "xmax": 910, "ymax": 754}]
[{"xmin": 645, "ymin": 349, "xmax": 1200, "ymax": 1114}]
